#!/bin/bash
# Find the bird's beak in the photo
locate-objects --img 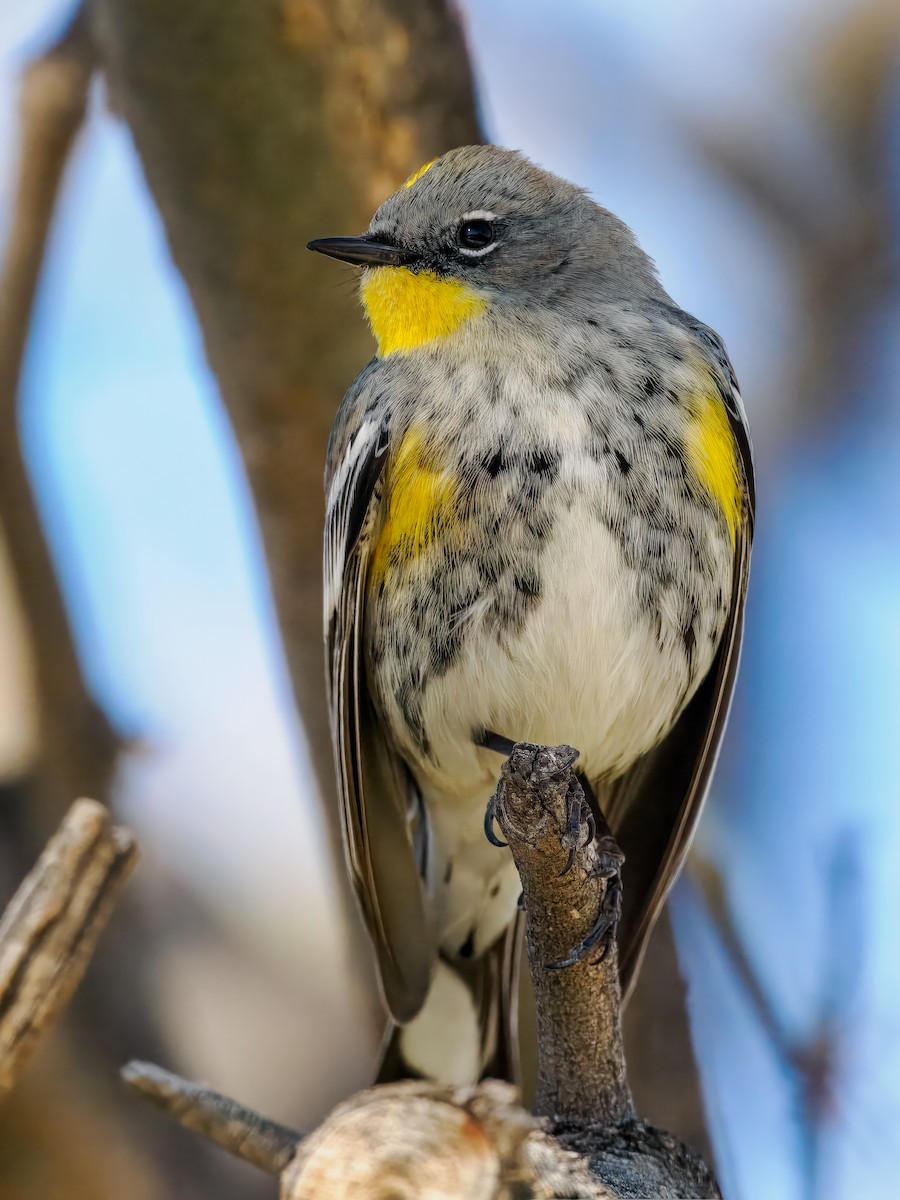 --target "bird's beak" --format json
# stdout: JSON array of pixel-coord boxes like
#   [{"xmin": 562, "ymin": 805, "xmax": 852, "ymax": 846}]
[{"xmin": 306, "ymin": 235, "xmax": 416, "ymax": 268}]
